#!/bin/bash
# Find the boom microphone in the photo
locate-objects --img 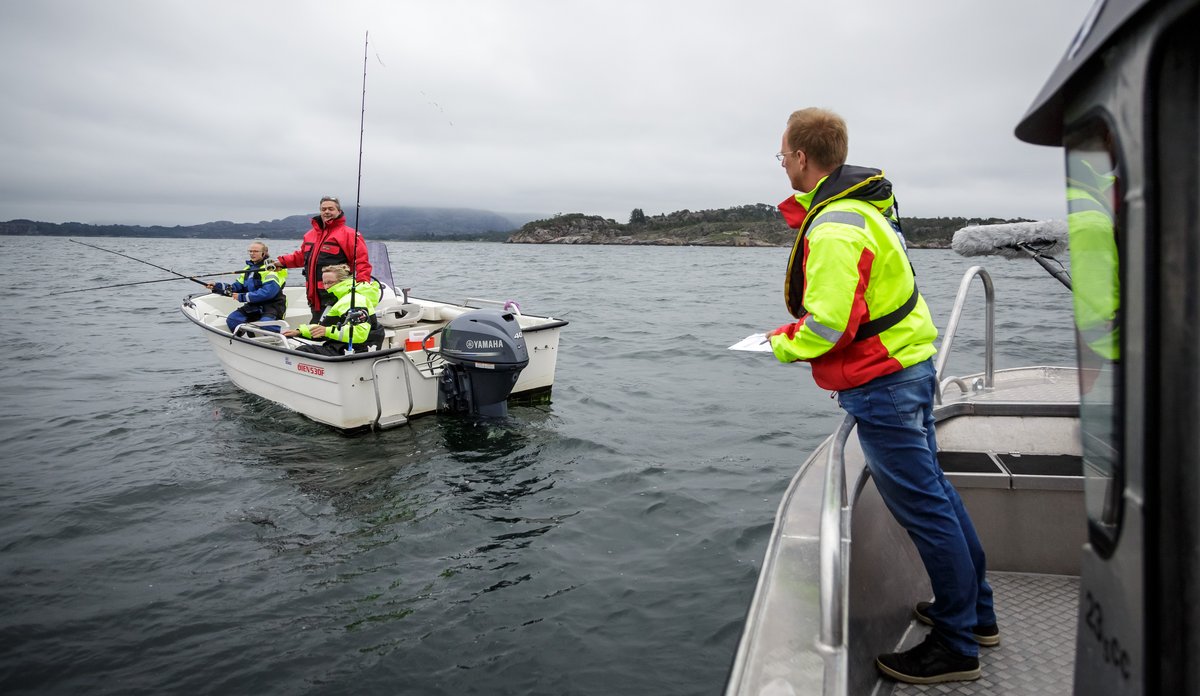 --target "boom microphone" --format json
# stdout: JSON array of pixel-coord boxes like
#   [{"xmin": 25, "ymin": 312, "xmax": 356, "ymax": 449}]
[{"xmin": 951, "ymin": 220, "xmax": 1069, "ymax": 259}]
